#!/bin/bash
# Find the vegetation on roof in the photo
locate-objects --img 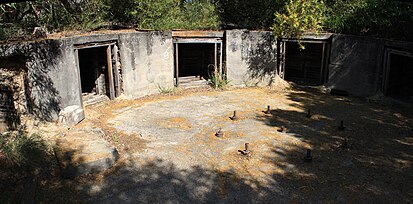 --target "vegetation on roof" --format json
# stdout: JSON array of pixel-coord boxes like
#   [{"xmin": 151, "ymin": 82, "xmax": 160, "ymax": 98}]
[{"xmin": 0, "ymin": 0, "xmax": 412, "ymax": 41}]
